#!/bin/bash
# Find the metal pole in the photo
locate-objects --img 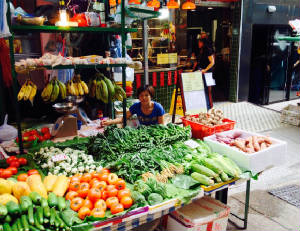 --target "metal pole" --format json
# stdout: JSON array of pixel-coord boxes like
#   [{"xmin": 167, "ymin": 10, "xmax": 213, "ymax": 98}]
[
  {"xmin": 244, "ymin": 179, "xmax": 251, "ymax": 229},
  {"xmin": 143, "ymin": 19, "xmax": 149, "ymax": 85},
  {"xmin": 6, "ymin": 0, "xmax": 24, "ymax": 153},
  {"xmin": 121, "ymin": 0, "xmax": 127, "ymax": 127}
]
